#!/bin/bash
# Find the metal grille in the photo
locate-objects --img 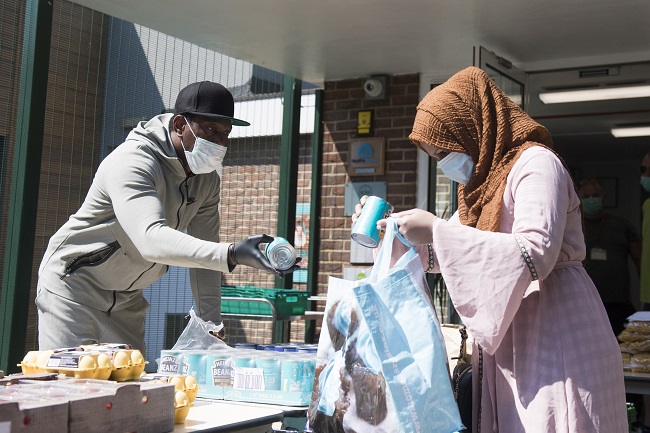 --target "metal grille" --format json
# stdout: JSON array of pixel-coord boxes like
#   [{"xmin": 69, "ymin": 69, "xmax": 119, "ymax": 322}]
[{"xmin": 0, "ymin": 0, "xmax": 316, "ymax": 372}]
